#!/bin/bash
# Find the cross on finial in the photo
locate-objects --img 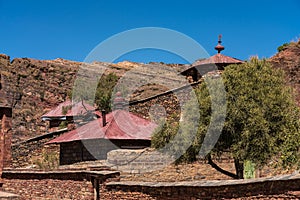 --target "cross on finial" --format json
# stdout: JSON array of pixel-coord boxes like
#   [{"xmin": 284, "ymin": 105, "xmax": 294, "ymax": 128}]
[{"xmin": 218, "ymin": 34, "xmax": 222, "ymax": 43}]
